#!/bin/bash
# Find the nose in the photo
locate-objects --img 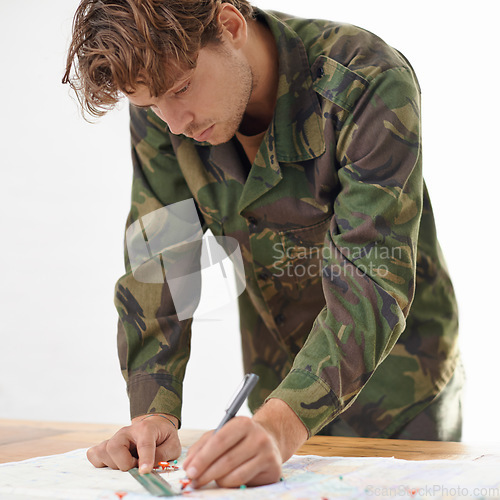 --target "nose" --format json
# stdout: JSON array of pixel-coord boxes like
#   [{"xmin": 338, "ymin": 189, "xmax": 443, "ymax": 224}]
[{"xmin": 153, "ymin": 101, "xmax": 194, "ymax": 136}]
